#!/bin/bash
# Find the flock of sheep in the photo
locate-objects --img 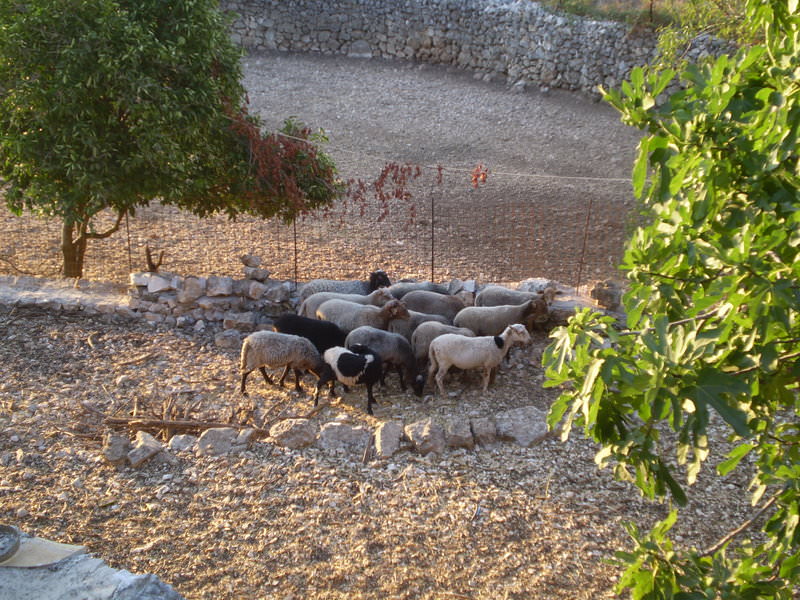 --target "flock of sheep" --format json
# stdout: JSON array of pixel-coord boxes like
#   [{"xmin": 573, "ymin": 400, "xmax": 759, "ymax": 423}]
[{"xmin": 239, "ymin": 269, "xmax": 556, "ymax": 415}]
